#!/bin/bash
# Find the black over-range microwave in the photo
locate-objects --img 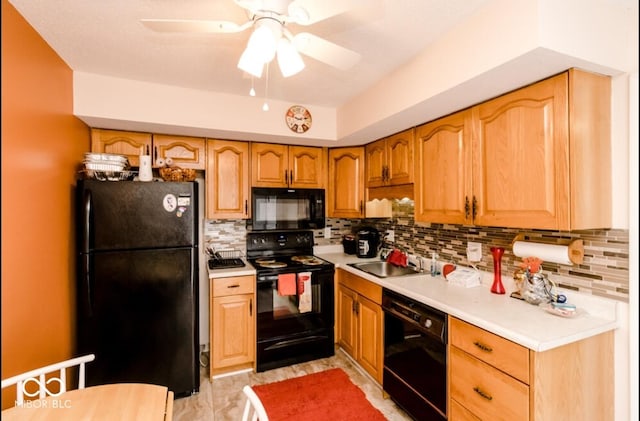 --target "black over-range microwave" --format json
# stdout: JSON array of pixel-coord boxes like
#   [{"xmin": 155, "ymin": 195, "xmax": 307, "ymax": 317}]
[{"xmin": 251, "ymin": 187, "xmax": 325, "ymax": 230}]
